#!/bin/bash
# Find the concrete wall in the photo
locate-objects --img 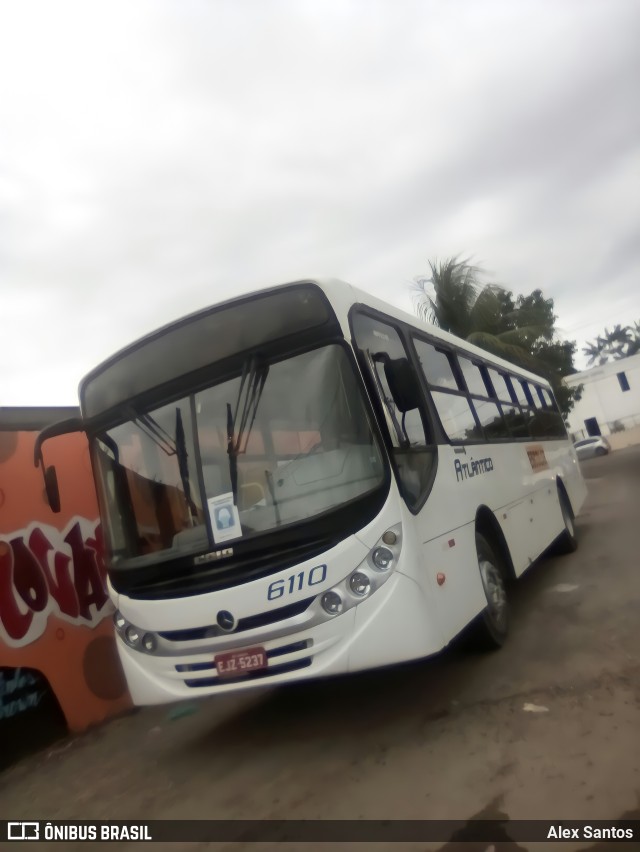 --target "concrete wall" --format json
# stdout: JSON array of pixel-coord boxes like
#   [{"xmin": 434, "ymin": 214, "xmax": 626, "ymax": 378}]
[
  {"xmin": 565, "ymin": 353, "xmax": 640, "ymax": 441},
  {"xmin": 607, "ymin": 424, "xmax": 640, "ymax": 450}
]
